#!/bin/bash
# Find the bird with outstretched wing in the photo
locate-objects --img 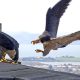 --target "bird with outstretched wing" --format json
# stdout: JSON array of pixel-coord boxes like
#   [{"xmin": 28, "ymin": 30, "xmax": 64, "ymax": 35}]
[
  {"xmin": 31, "ymin": 0, "xmax": 72, "ymax": 56},
  {"xmin": 35, "ymin": 31, "xmax": 80, "ymax": 56}
]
